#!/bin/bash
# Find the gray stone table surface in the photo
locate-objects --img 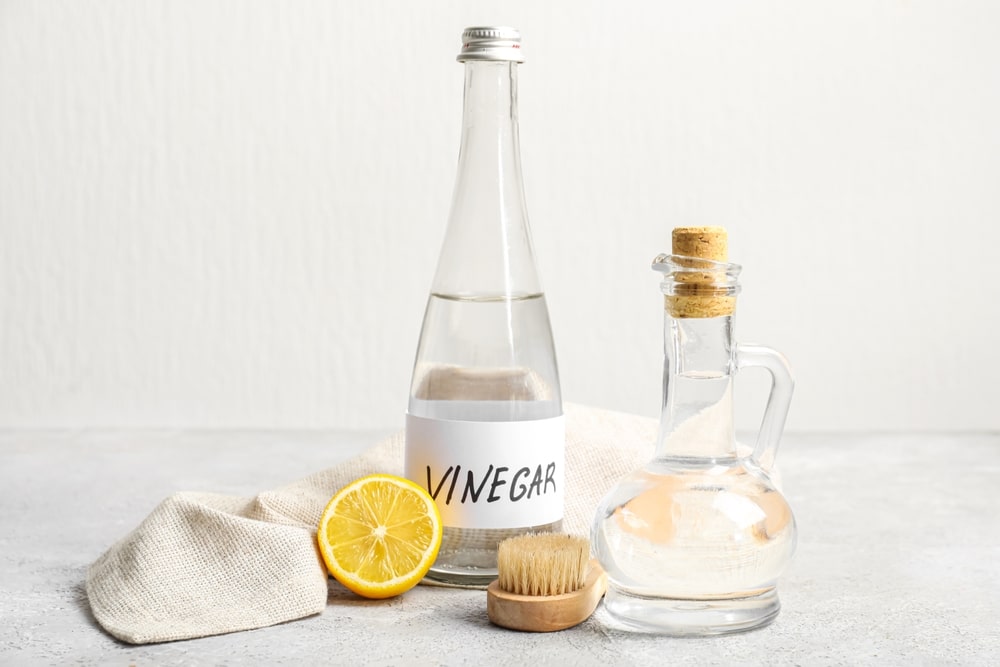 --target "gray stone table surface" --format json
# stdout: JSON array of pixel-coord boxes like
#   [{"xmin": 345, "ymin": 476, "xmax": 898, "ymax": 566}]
[{"xmin": 1, "ymin": 429, "xmax": 998, "ymax": 665}]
